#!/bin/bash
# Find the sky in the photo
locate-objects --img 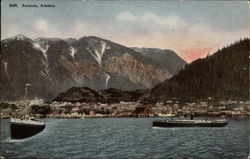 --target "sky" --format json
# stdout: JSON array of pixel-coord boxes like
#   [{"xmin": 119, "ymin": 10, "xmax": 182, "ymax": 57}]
[{"xmin": 1, "ymin": 0, "xmax": 249, "ymax": 62}]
